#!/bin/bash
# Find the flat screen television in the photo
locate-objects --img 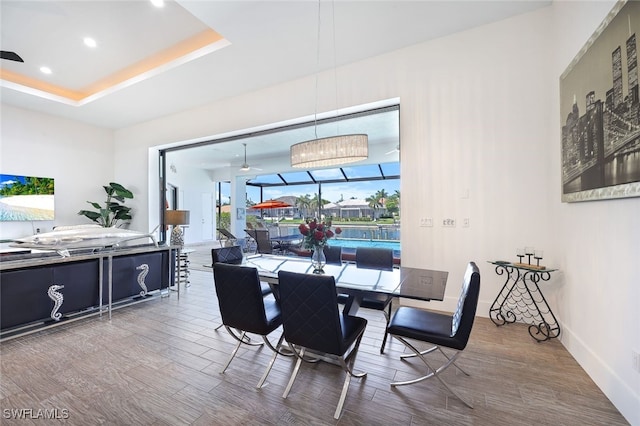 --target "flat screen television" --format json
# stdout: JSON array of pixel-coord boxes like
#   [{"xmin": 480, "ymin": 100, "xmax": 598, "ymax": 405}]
[{"xmin": 0, "ymin": 174, "xmax": 55, "ymax": 221}]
